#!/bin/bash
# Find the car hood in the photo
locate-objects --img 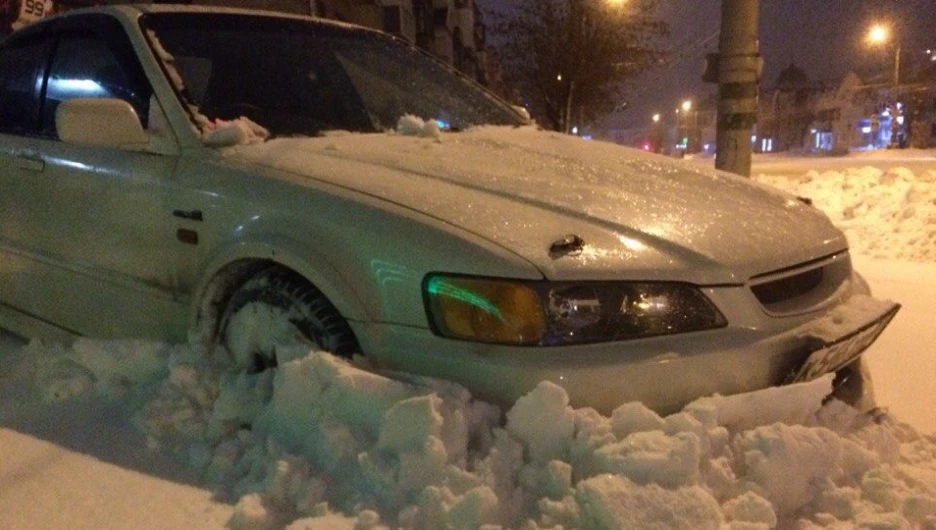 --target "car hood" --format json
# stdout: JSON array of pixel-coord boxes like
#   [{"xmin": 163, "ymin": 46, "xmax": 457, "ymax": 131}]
[{"xmin": 226, "ymin": 126, "xmax": 847, "ymax": 284}]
